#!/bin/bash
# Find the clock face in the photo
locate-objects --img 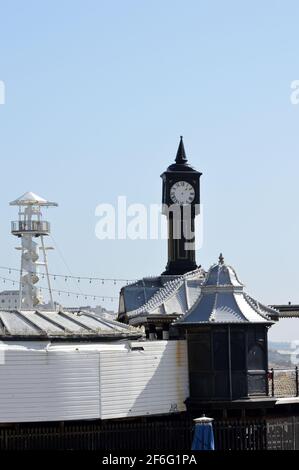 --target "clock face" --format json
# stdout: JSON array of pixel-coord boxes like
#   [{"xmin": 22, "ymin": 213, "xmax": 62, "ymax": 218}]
[{"xmin": 170, "ymin": 181, "xmax": 195, "ymax": 205}]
